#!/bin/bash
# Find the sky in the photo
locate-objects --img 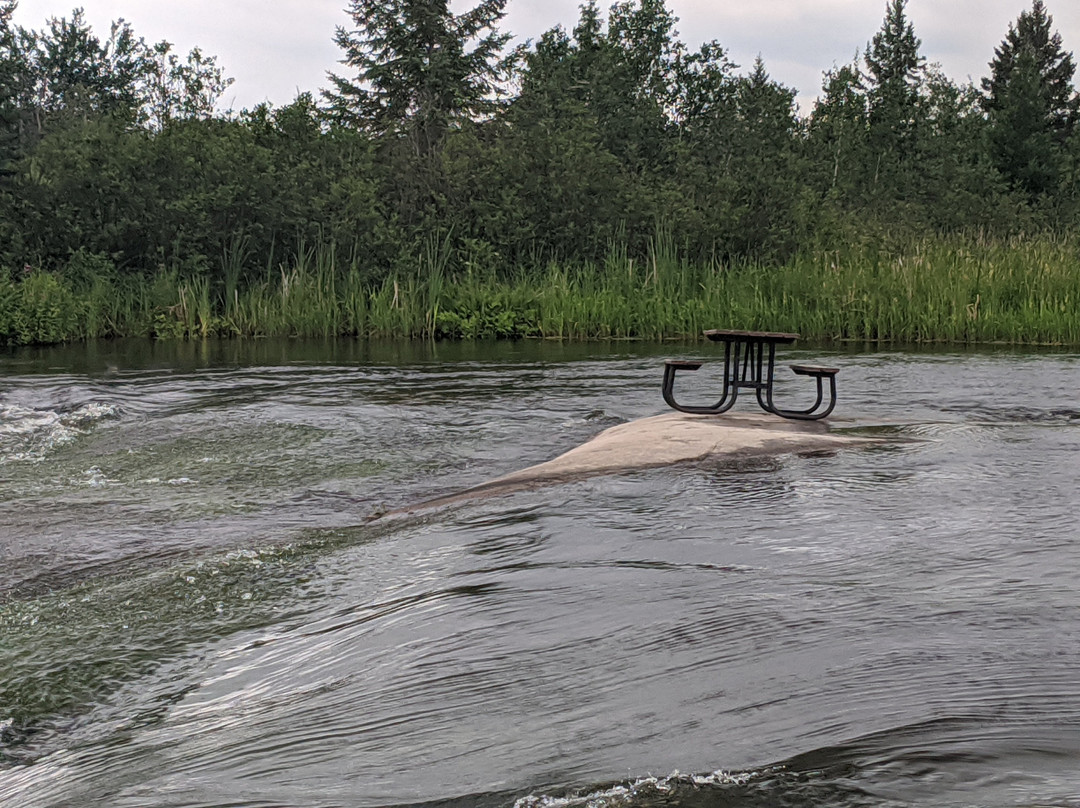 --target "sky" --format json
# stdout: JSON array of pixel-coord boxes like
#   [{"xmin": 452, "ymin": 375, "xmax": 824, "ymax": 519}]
[{"xmin": 9, "ymin": 0, "xmax": 1080, "ymax": 115}]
